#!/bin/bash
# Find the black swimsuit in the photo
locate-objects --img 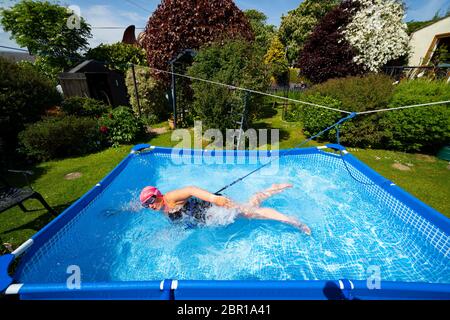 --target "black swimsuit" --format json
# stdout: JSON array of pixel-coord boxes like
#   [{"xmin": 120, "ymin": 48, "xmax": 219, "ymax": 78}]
[{"xmin": 167, "ymin": 197, "xmax": 212, "ymax": 224}]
